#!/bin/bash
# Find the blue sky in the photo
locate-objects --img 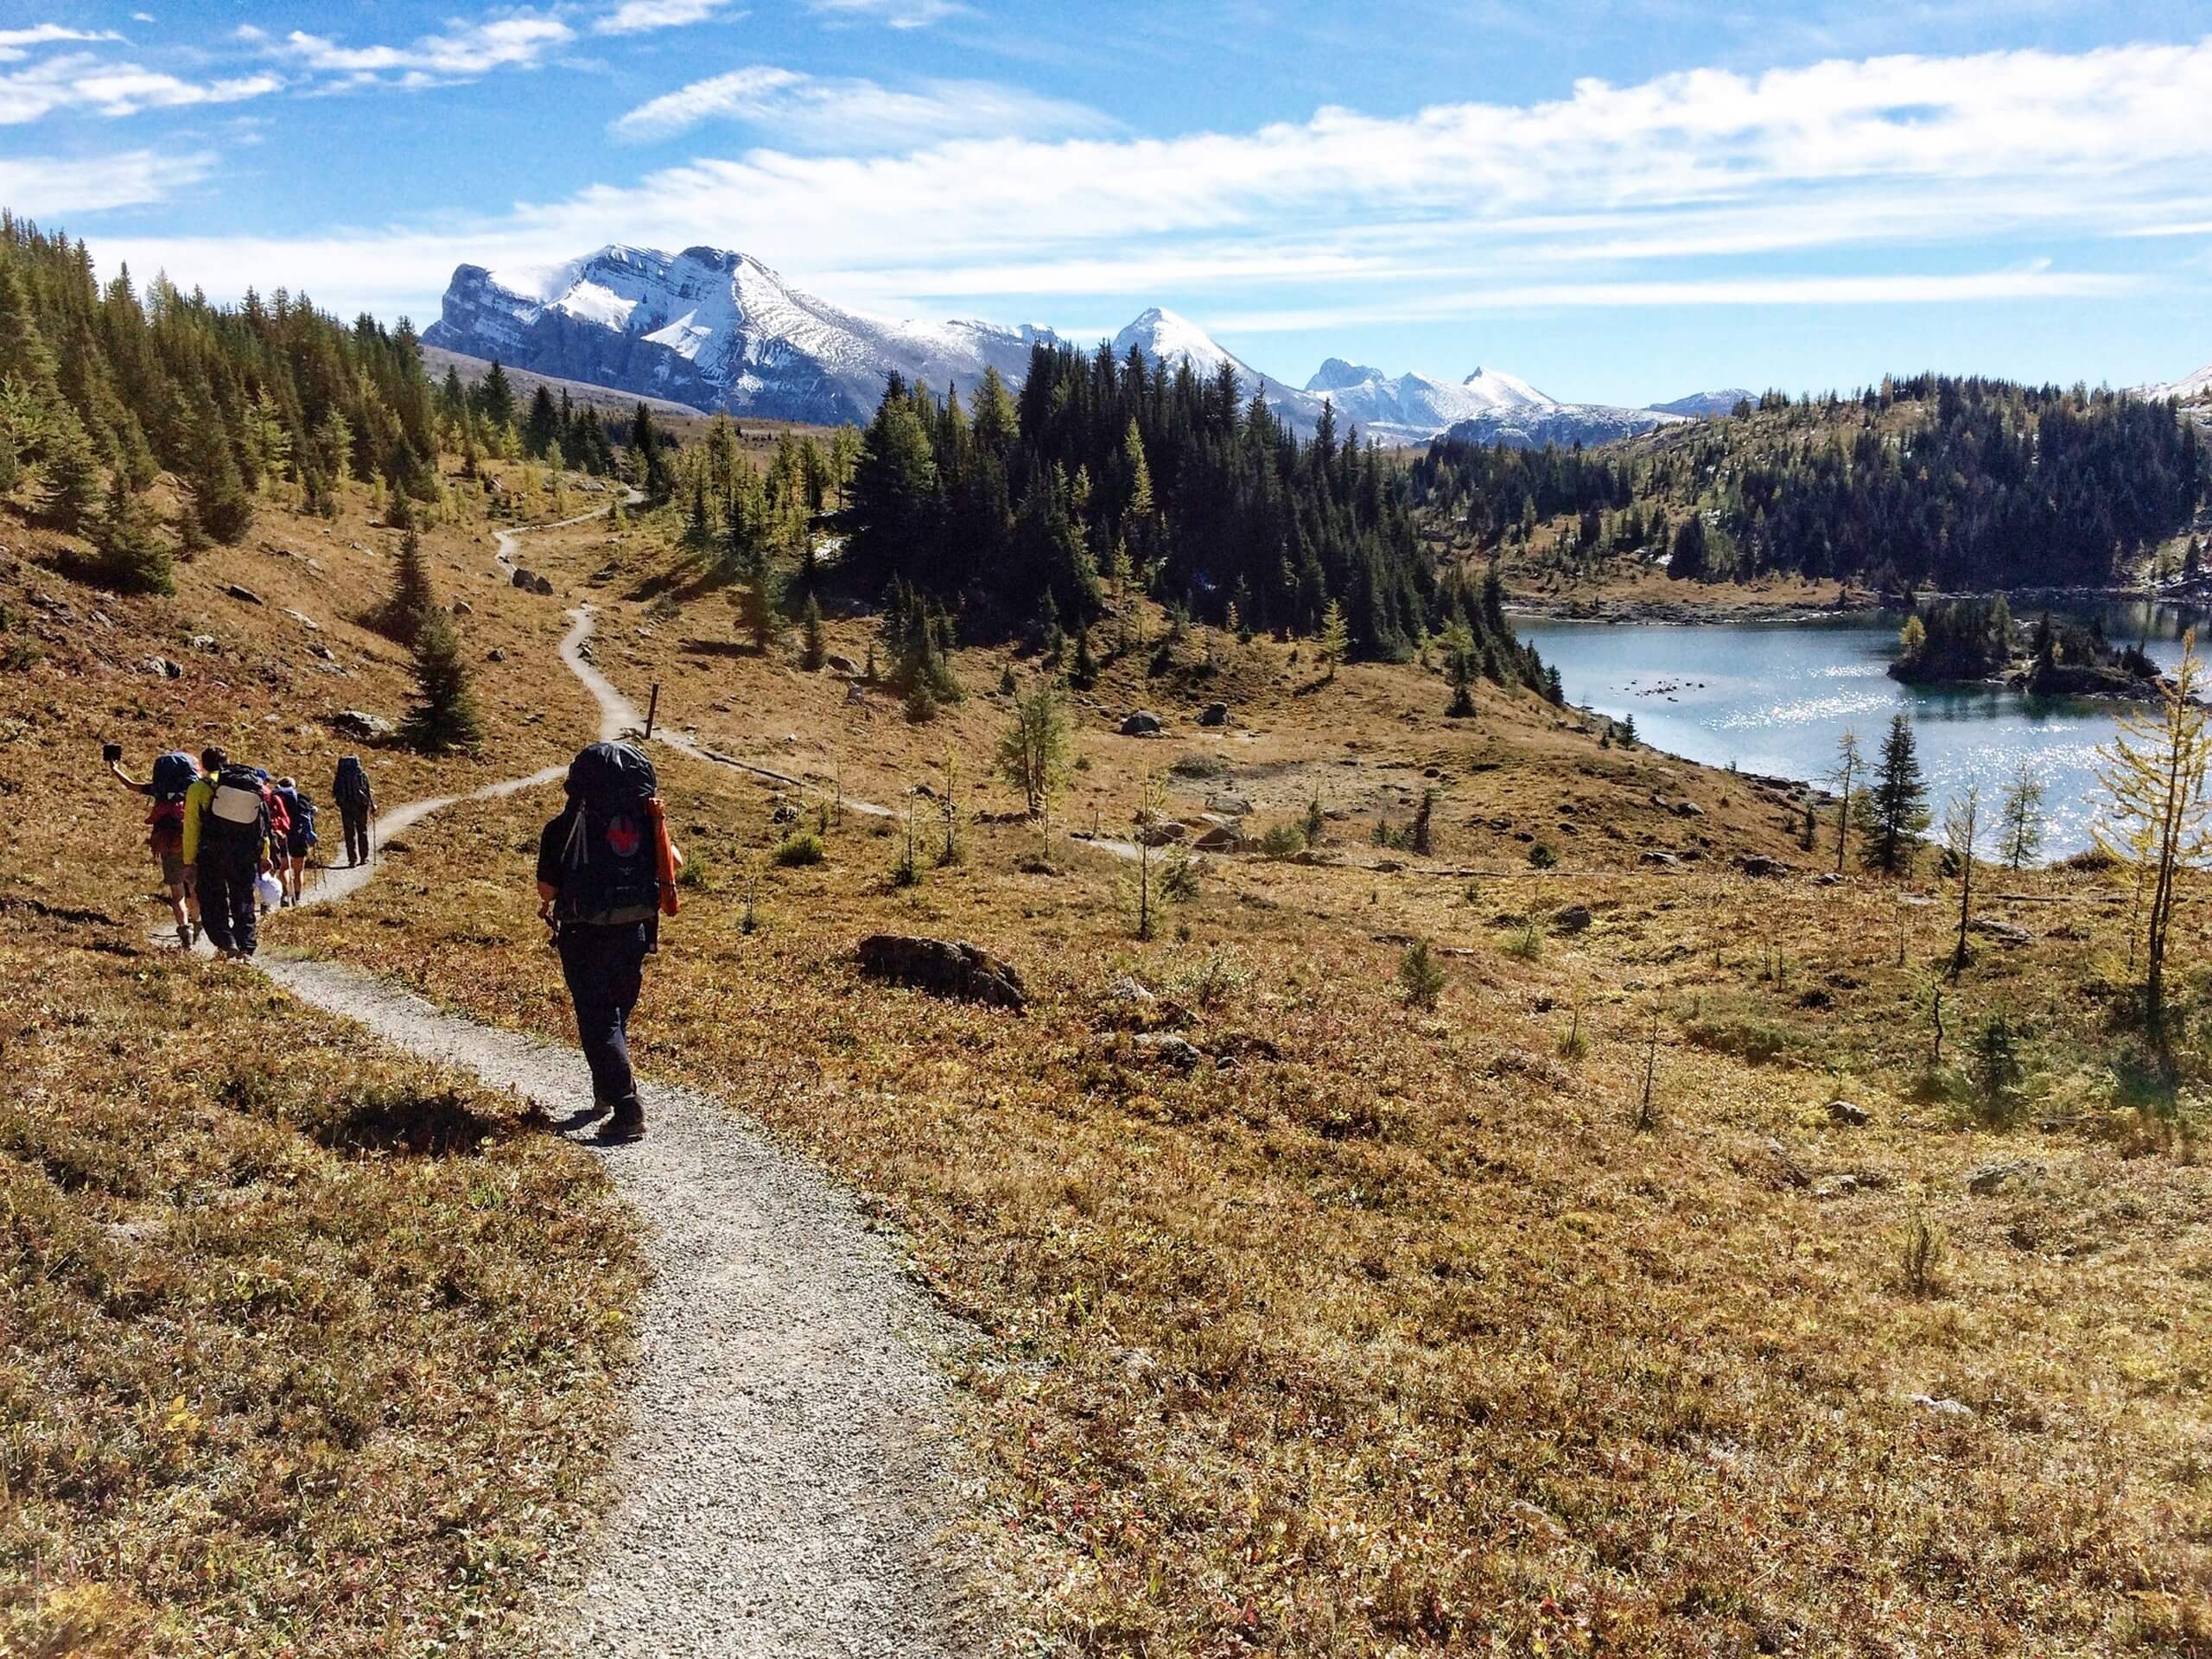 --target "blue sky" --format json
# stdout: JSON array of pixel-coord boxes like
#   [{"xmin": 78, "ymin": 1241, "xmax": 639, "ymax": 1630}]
[{"xmin": 3, "ymin": 1, "xmax": 2210, "ymax": 404}]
